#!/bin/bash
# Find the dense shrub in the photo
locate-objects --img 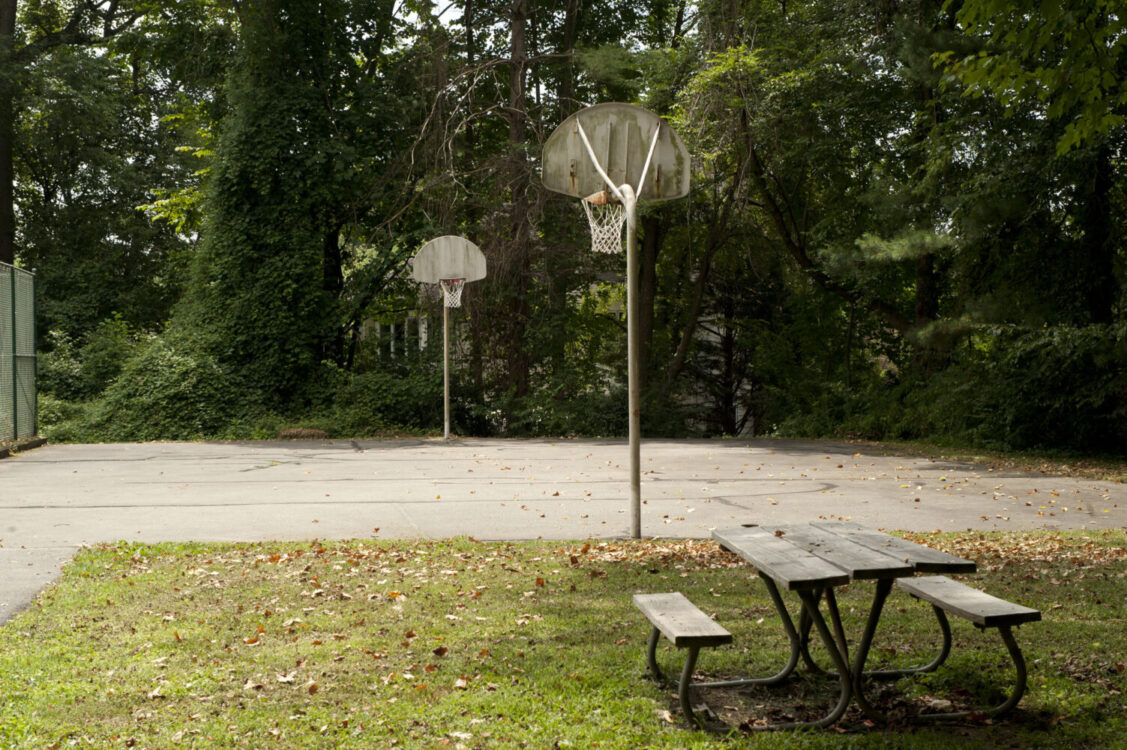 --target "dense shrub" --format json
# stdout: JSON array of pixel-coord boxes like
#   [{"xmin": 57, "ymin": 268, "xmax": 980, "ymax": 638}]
[
  {"xmin": 38, "ymin": 319, "xmax": 142, "ymax": 402},
  {"xmin": 330, "ymin": 366, "xmax": 444, "ymax": 435},
  {"xmin": 777, "ymin": 324, "xmax": 1127, "ymax": 454},
  {"xmin": 92, "ymin": 334, "xmax": 242, "ymax": 441}
]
